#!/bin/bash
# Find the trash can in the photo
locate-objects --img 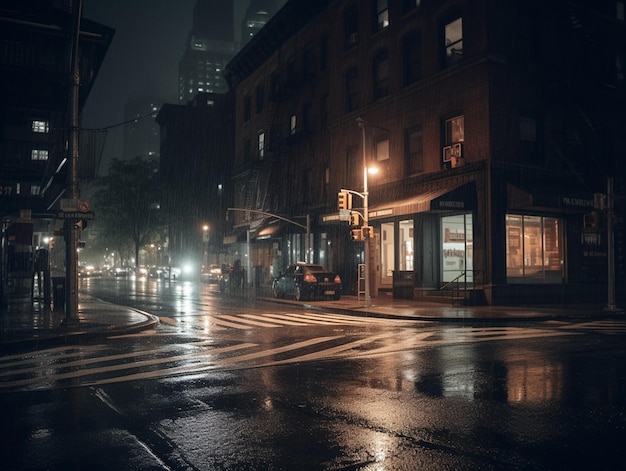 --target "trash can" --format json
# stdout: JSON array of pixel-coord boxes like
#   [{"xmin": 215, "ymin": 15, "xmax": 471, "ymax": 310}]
[
  {"xmin": 52, "ymin": 276, "xmax": 65, "ymax": 311},
  {"xmin": 392, "ymin": 270, "xmax": 414, "ymax": 299}
]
